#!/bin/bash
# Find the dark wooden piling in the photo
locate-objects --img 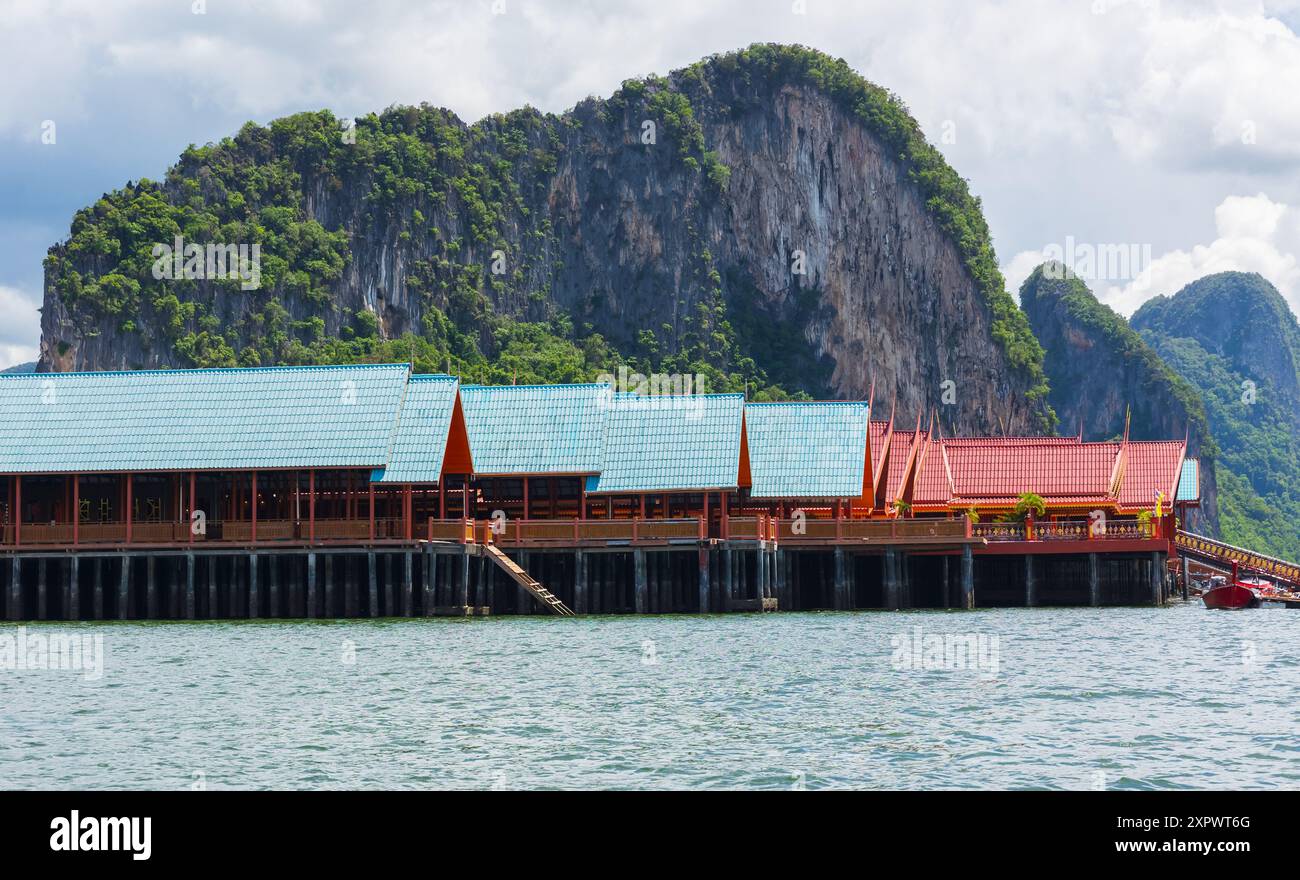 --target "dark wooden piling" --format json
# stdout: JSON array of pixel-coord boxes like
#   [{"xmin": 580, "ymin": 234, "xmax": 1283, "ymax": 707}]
[
  {"xmin": 118, "ymin": 556, "xmax": 130, "ymax": 620},
  {"xmin": 1025, "ymin": 555, "xmax": 1037, "ymax": 607},
  {"xmin": 185, "ymin": 553, "xmax": 196, "ymax": 619},
  {"xmin": 960, "ymin": 544, "xmax": 974, "ymax": 609},
  {"xmin": 634, "ymin": 549, "xmax": 647, "ymax": 613}
]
